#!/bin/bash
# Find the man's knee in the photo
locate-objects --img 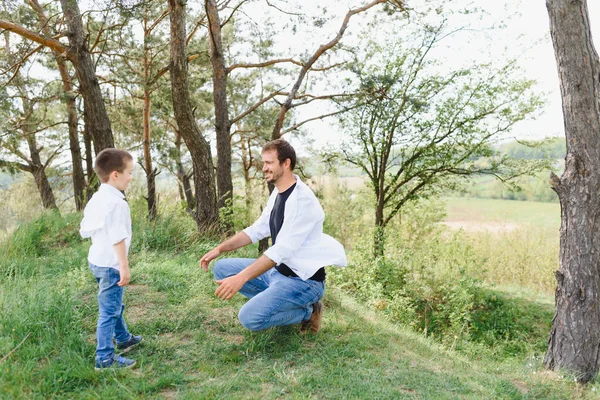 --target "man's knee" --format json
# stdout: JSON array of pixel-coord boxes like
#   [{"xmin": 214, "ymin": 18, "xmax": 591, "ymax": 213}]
[{"xmin": 238, "ymin": 307, "xmax": 268, "ymax": 331}]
